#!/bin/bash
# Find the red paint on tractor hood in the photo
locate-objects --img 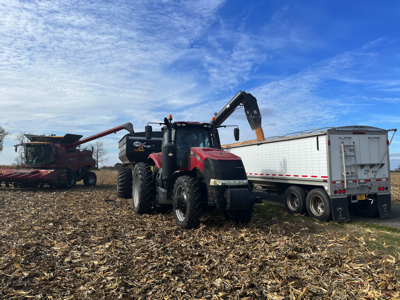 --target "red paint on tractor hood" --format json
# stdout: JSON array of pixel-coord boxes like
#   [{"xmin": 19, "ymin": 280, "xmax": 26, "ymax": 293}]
[{"xmin": 191, "ymin": 147, "xmax": 241, "ymax": 161}]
